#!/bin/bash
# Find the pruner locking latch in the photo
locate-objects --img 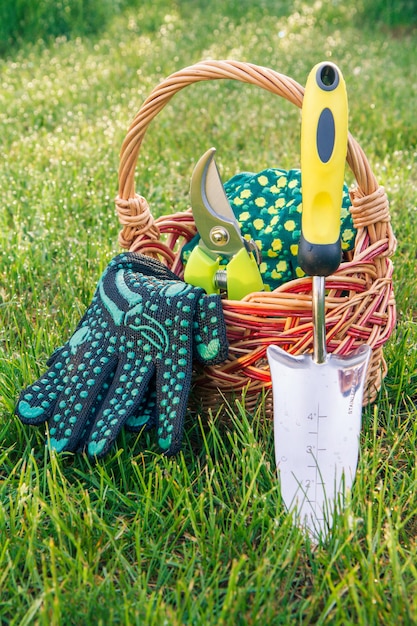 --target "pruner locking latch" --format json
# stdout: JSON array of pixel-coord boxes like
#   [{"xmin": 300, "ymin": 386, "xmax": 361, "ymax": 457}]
[{"xmin": 184, "ymin": 148, "xmax": 264, "ymax": 300}]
